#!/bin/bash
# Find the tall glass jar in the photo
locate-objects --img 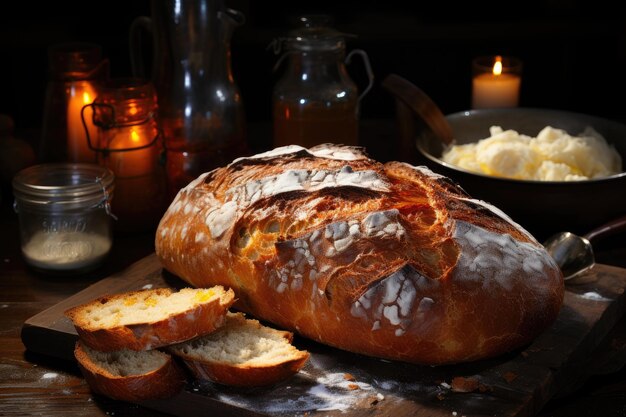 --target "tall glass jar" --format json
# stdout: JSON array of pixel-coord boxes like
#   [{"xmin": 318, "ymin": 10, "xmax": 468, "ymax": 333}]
[
  {"xmin": 40, "ymin": 43, "xmax": 109, "ymax": 163},
  {"xmin": 12, "ymin": 163, "xmax": 115, "ymax": 274},
  {"xmin": 87, "ymin": 78, "xmax": 168, "ymax": 234},
  {"xmin": 272, "ymin": 16, "xmax": 374, "ymax": 149}
]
